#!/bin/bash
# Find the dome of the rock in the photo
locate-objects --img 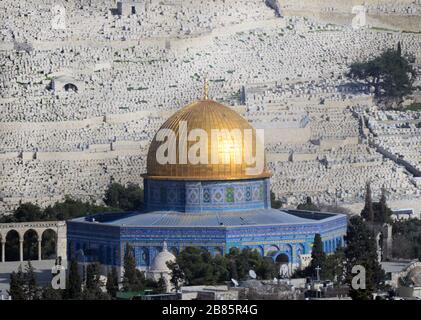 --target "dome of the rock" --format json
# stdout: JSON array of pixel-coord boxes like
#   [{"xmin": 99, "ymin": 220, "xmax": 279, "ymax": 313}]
[
  {"xmin": 68, "ymin": 85, "xmax": 347, "ymax": 275},
  {"xmin": 146, "ymin": 99, "xmax": 271, "ymax": 180}
]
